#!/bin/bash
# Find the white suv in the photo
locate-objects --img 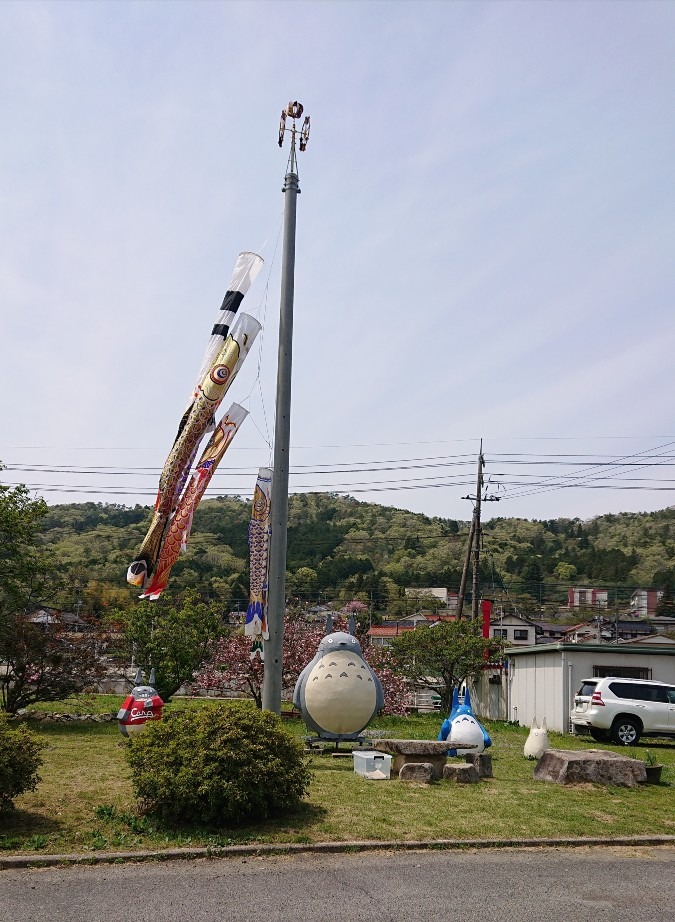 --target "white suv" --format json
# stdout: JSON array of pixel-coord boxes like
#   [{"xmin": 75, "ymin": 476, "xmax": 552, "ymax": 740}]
[{"xmin": 570, "ymin": 677, "xmax": 675, "ymax": 745}]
